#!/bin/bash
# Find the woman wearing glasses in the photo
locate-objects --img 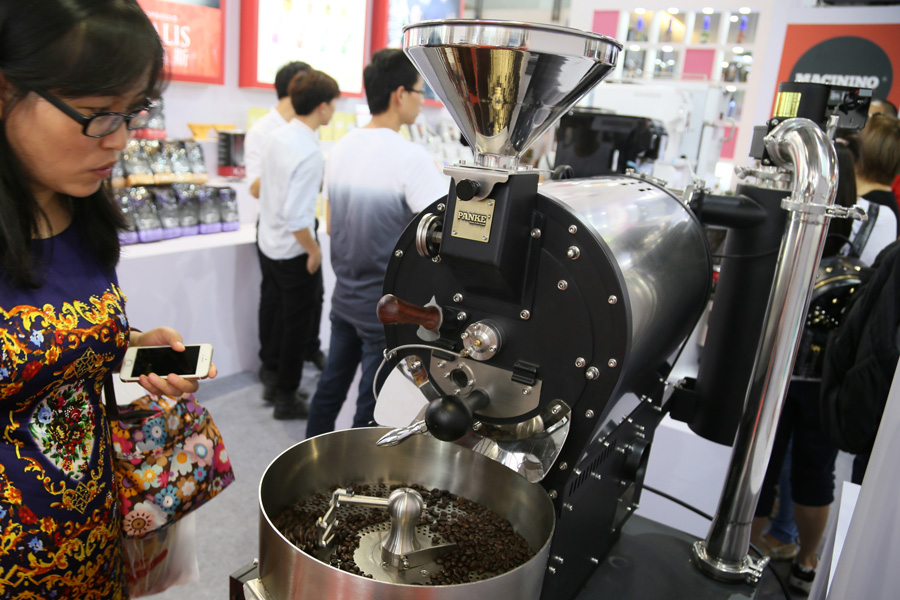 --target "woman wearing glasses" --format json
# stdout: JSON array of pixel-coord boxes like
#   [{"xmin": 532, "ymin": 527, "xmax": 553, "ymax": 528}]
[{"xmin": 0, "ymin": 1, "xmax": 213, "ymax": 597}]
